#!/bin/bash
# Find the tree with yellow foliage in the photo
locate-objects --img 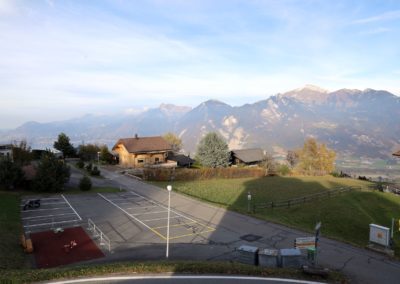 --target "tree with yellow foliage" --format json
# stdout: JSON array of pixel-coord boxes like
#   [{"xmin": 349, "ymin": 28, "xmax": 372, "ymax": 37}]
[{"xmin": 296, "ymin": 138, "xmax": 336, "ymax": 175}]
